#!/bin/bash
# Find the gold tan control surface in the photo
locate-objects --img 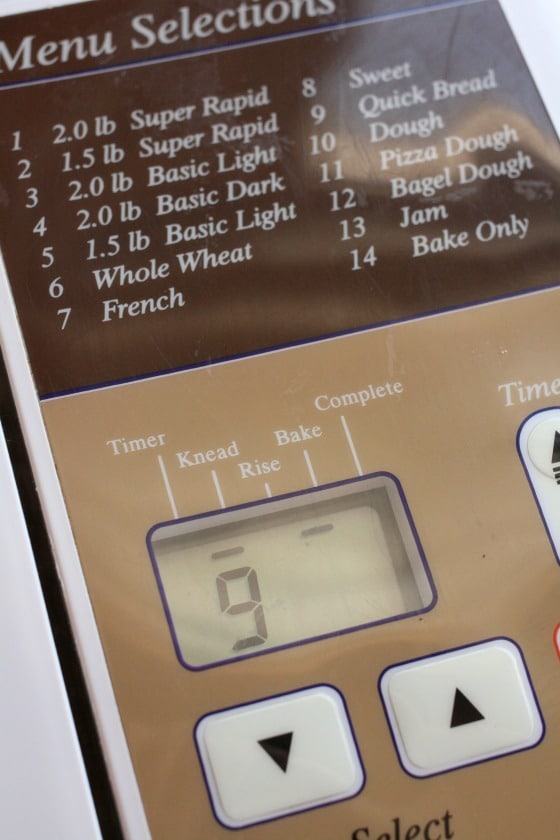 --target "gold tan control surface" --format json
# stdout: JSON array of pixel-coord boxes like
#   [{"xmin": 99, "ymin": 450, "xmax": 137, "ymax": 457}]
[{"xmin": 42, "ymin": 289, "xmax": 560, "ymax": 837}]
